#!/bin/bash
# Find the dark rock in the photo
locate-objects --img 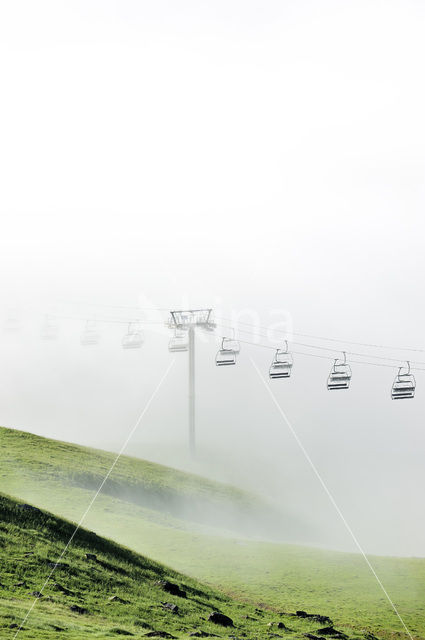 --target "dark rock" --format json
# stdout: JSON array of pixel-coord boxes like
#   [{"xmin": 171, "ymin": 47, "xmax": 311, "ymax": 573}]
[
  {"xmin": 317, "ymin": 617, "xmax": 332, "ymax": 625},
  {"xmin": 208, "ymin": 611, "xmax": 234, "ymax": 627},
  {"xmin": 31, "ymin": 591, "xmax": 43, "ymax": 598},
  {"xmin": 296, "ymin": 612, "xmax": 333, "ymax": 625},
  {"xmin": 110, "ymin": 629, "xmax": 134, "ymax": 636},
  {"xmin": 14, "ymin": 581, "xmax": 27, "ymax": 587},
  {"xmin": 157, "ymin": 580, "xmax": 187, "ymax": 598},
  {"xmin": 108, "ymin": 595, "xmax": 130, "ymax": 604},
  {"xmin": 314, "ymin": 617, "xmax": 333, "ymax": 625},
  {"xmin": 70, "ymin": 604, "xmax": 88, "ymax": 615},
  {"xmin": 9, "ymin": 624, "xmax": 19, "ymax": 629},
  {"xmin": 144, "ymin": 632, "xmax": 177, "ymax": 639},
  {"xmin": 317, "ymin": 627, "xmax": 348, "ymax": 639},
  {"xmin": 162, "ymin": 602, "xmax": 179, "ymax": 613},
  {"xmin": 85, "ymin": 553, "xmax": 97, "ymax": 561},
  {"xmin": 47, "ymin": 562, "xmax": 69, "ymax": 569},
  {"xmin": 18, "ymin": 504, "xmax": 41, "ymax": 513},
  {"xmin": 189, "ymin": 631, "xmax": 219, "ymax": 637}
]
